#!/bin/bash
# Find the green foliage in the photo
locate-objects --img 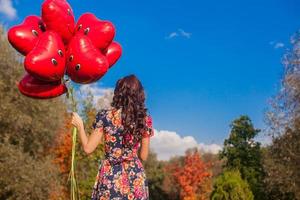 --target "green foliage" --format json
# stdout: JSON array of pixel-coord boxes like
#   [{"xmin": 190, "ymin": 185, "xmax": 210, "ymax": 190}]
[
  {"xmin": 0, "ymin": 26, "xmax": 67, "ymax": 199},
  {"xmin": 143, "ymin": 150, "xmax": 169, "ymax": 200},
  {"xmin": 220, "ymin": 116, "xmax": 266, "ymax": 200},
  {"xmin": 0, "ymin": 143, "xmax": 62, "ymax": 200},
  {"xmin": 211, "ymin": 170, "xmax": 254, "ymax": 200}
]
